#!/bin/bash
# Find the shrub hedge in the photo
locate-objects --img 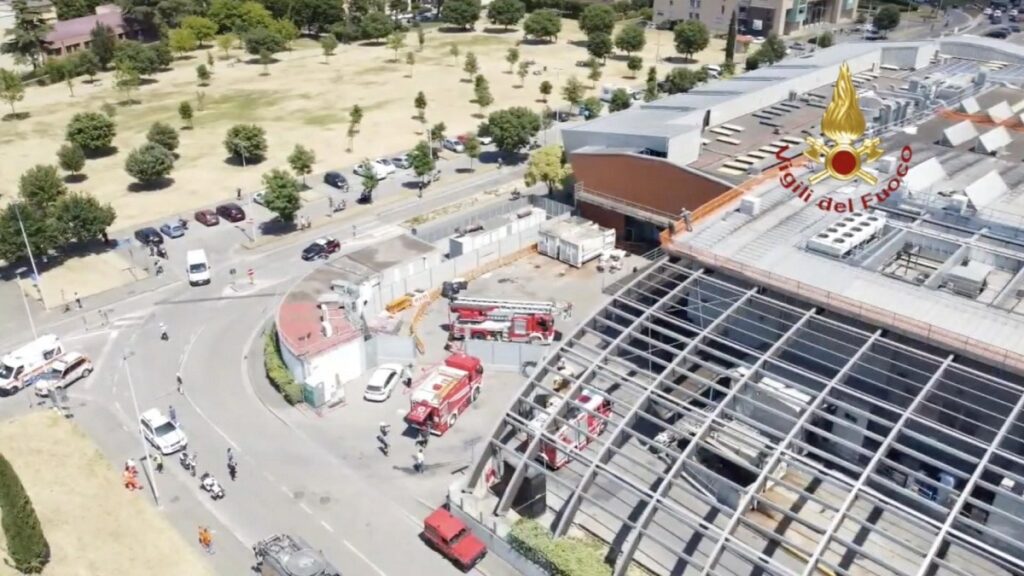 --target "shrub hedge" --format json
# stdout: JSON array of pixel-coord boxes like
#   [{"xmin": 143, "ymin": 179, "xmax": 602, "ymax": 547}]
[
  {"xmin": 0, "ymin": 453, "xmax": 50, "ymax": 574},
  {"xmin": 264, "ymin": 325, "xmax": 304, "ymax": 405},
  {"xmin": 508, "ymin": 518, "xmax": 612, "ymax": 576}
]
